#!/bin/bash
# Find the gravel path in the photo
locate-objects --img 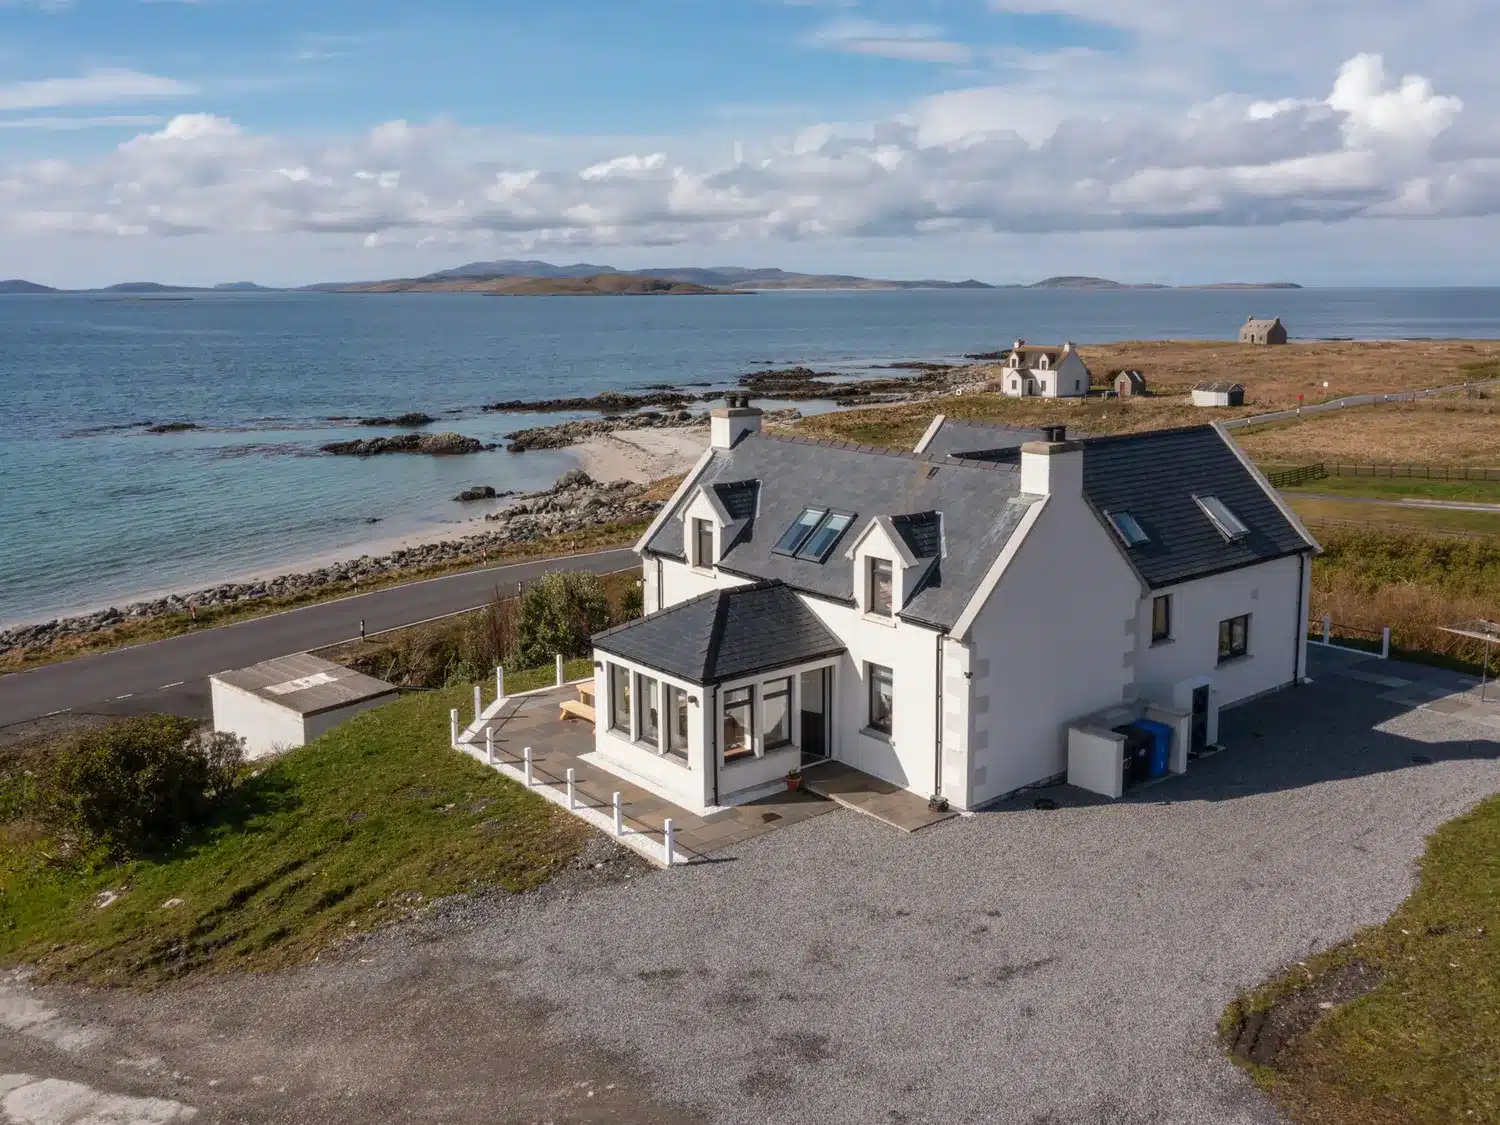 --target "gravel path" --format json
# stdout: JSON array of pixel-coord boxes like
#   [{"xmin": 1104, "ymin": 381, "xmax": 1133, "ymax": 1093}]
[{"xmin": 3, "ymin": 652, "xmax": 1497, "ymax": 1124}]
